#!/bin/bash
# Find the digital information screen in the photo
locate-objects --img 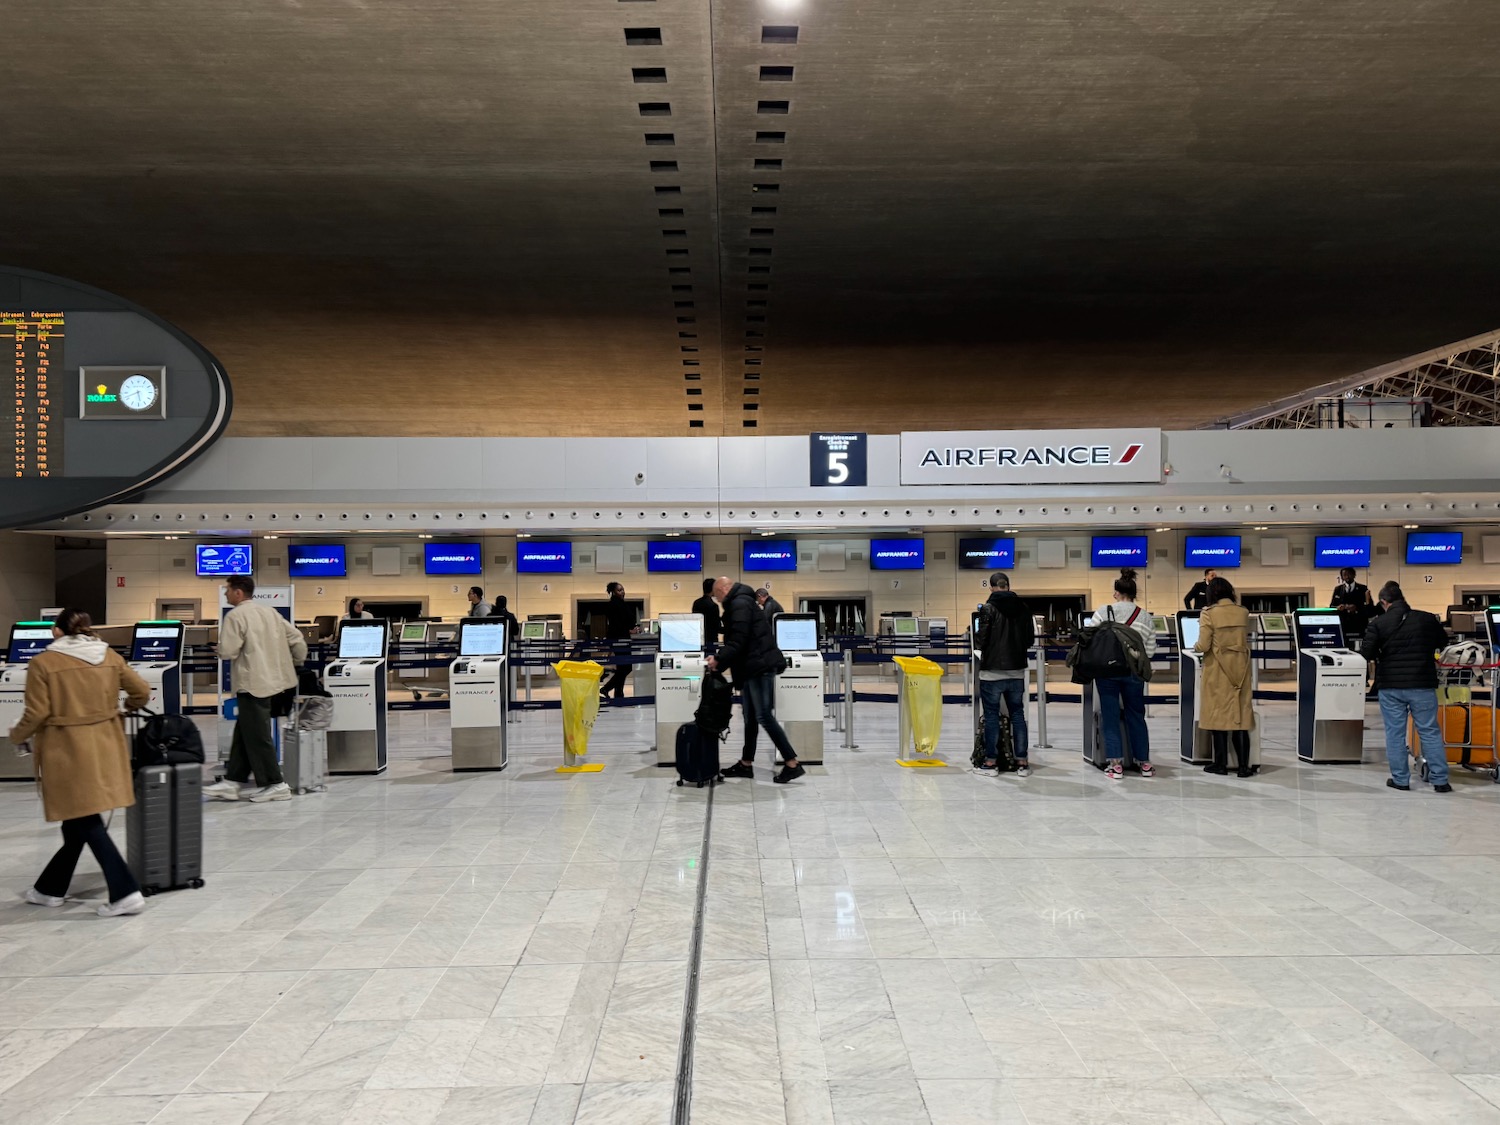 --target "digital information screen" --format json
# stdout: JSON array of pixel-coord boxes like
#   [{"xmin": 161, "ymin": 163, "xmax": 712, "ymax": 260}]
[
  {"xmin": 775, "ymin": 616, "xmax": 818, "ymax": 651},
  {"xmin": 1184, "ymin": 535, "xmax": 1242, "ymax": 568},
  {"xmin": 130, "ymin": 625, "xmax": 182, "ymax": 663},
  {"xmin": 1091, "ymin": 535, "xmax": 1148, "ymax": 568},
  {"xmin": 1177, "ymin": 614, "xmax": 1200, "ymax": 650},
  {"xmin": 1295, "ymin": 612, "xmax": 1345, "ymax": 649},
  {"xmin": 424, "ymin": 542, "xmax": 483, "ymax": 575},
  {"xmin": 658, "ymin": 616, "xmax": 704, "ymax": 653},
  {"xmin": 744, "ymin": 539, "xmax": 797, "ymax": 572},
  {"xmin": 400, "ymin": 623, "xmax": 428, "ymax": 643},
  {"xmin": 337, "ymin": 625, "xmax": 386, "ymax": 660},
  {"xmin": 78, "ymin": 366, "xmax": 167, "ymax": 420},
  {"xmin": 958, "ymin": 537, "xmax": 1015, "ymax": 570},
  {"xmin": 516, "ymin": 541, "xmax": 573, "ymax": 574},
  {"xmin": 288, "ymin": 545, "xmax": 347, "ymax": 578},
  {"xmin": 1406, "ymin": 532, "xmax": 1462, "ymax": 565},
  {"xmin": 459, "ymin": 621, "xmax": 507, "ymax": 656},
  {"xmin": 1314, "ymin": 536, "xmax": 1371, "ymax": 568},
  {"xmin": 869, "ymin": 538, "xmax": 925, "ymax": 570},
  {"xmin": 647, "ymin": 541, "xmax": 702, "ymax": 573},
  {"xmin": 196, "ymin": 544, "xmax": 253, "ymax": 577},
  {"xmin": 8, "ymin": 311, "xmax": 64, "ymax": 479},
  {"xmin": 521, "ymin": 621, "xmax": 548, "ymax": 640},
  {"xmin": 7, "ymin": 624, "xmax": 53, "ymax": 664}
]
